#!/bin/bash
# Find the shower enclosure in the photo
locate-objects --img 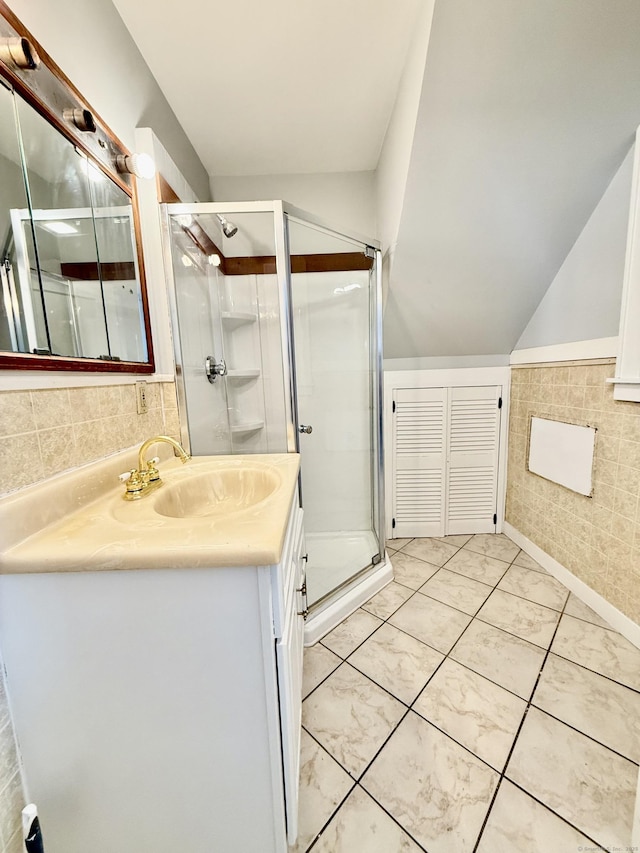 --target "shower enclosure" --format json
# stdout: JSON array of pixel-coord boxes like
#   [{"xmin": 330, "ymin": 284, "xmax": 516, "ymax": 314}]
[{"xmin": 162, "ymin": 201, "xmax": 387, "ymax": 624}]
